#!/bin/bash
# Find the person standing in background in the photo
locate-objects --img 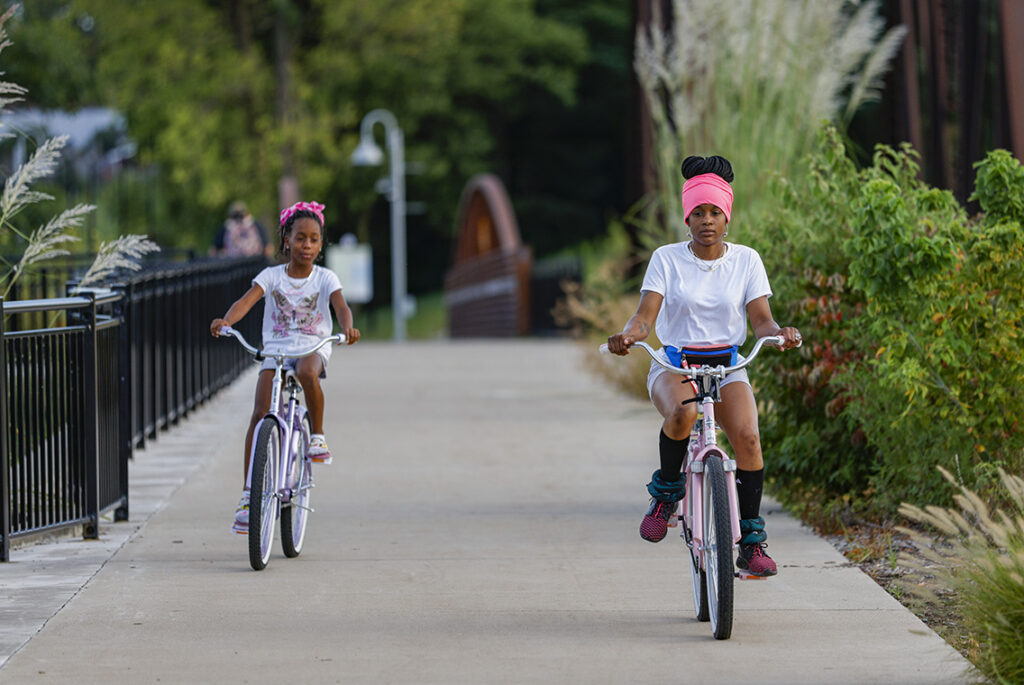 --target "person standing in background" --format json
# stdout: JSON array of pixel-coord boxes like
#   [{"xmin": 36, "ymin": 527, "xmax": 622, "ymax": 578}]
[{"xmin": 210, "ymin": 201, "xmax": 274, "ymax": 258}]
